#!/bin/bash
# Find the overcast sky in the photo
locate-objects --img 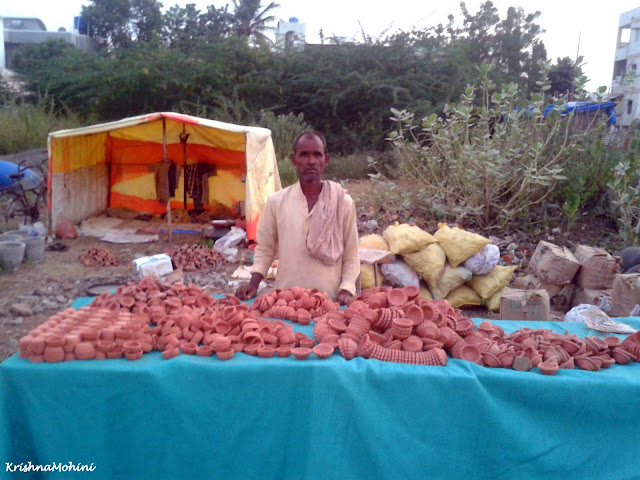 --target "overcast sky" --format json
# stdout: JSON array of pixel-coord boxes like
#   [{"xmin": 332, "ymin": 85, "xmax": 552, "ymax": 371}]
[{"xmin": 2, "ymin": 0, "xmax": 639, "ymax": 92}]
